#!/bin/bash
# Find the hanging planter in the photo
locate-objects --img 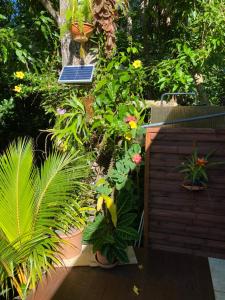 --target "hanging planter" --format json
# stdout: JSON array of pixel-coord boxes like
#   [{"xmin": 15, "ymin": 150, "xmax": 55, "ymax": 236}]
[
  {"xmin": 182, "ymin": 183, "xmax": 207, "ymax": 191},
  {"xmin": 179, "ymin": 148, "xmax": 225, "ymax": 192},
  {"xmin": 71, "ymin": 22, "xmax": 94, "ymax": 42},
  {"xmin": 70, "ymin": 22, "xmax": 94, "ymax": 58},
  {"xmin": 63, "ymin": 0, "xmax": 94, "ymax": 58}
]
